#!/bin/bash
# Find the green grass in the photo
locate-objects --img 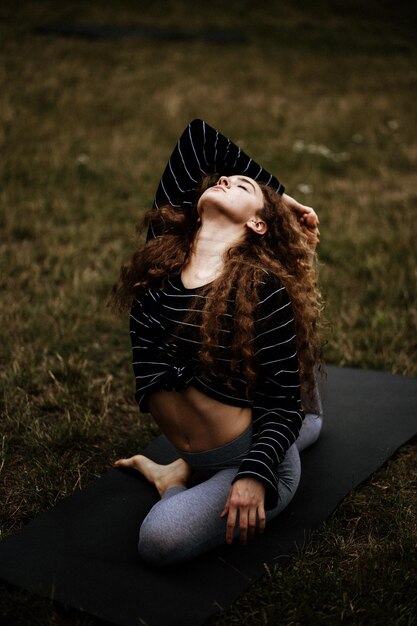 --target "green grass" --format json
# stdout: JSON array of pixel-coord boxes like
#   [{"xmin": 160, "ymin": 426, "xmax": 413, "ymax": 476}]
[{"xmin": 1, "ymin": 1, "xmax": 416, "ymax": 623}]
